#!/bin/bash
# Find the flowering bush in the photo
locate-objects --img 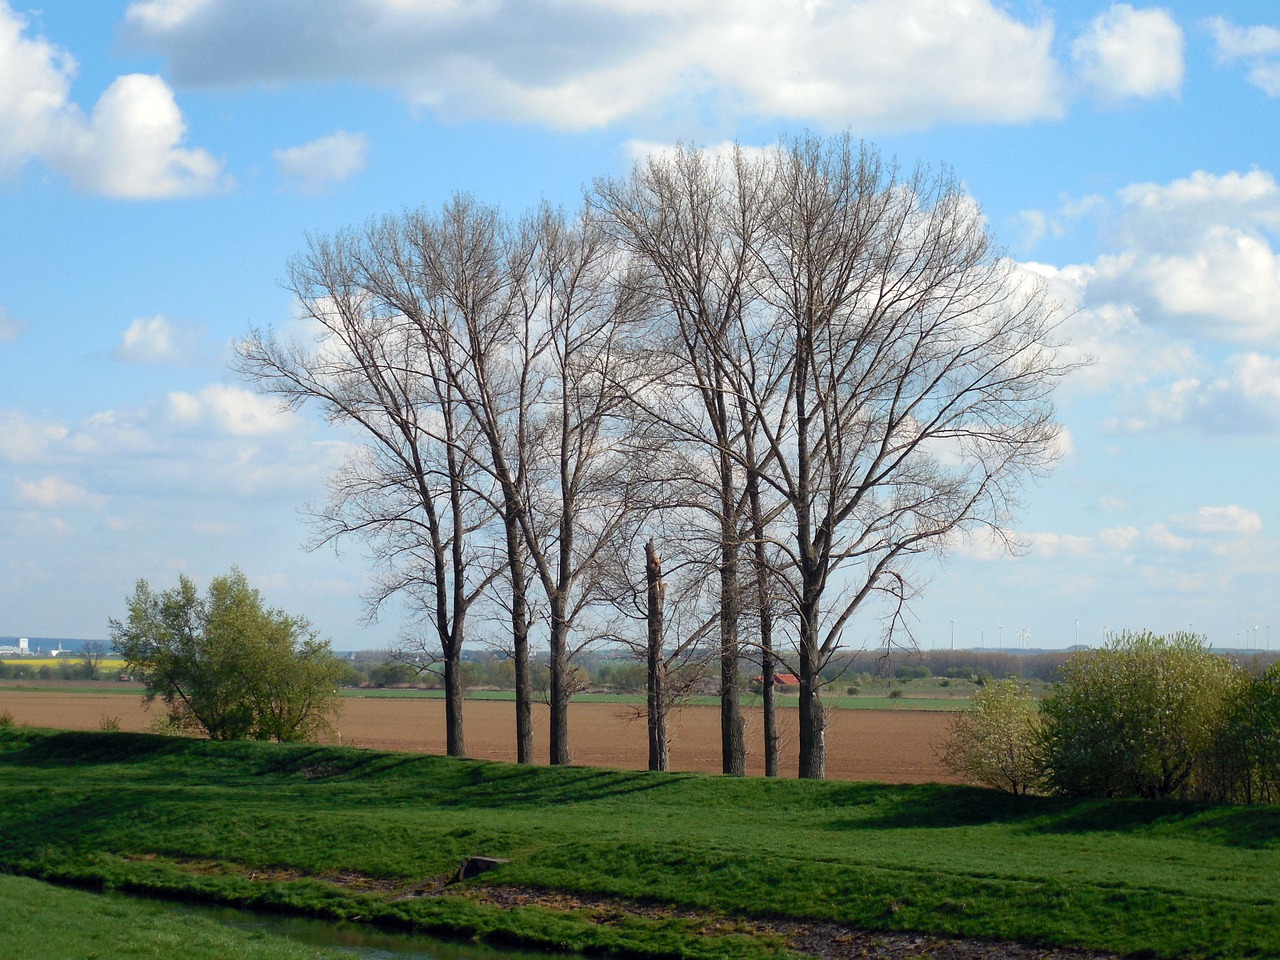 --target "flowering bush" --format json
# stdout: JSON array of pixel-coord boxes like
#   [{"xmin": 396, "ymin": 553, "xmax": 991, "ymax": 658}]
[
  {"xmin": 1038, "ymin": 631, "xmax": 1241, "ymax": 799},
  {"xmin": 940, "ymin": 678, "xmax": 1043, "ymax": 794}
]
